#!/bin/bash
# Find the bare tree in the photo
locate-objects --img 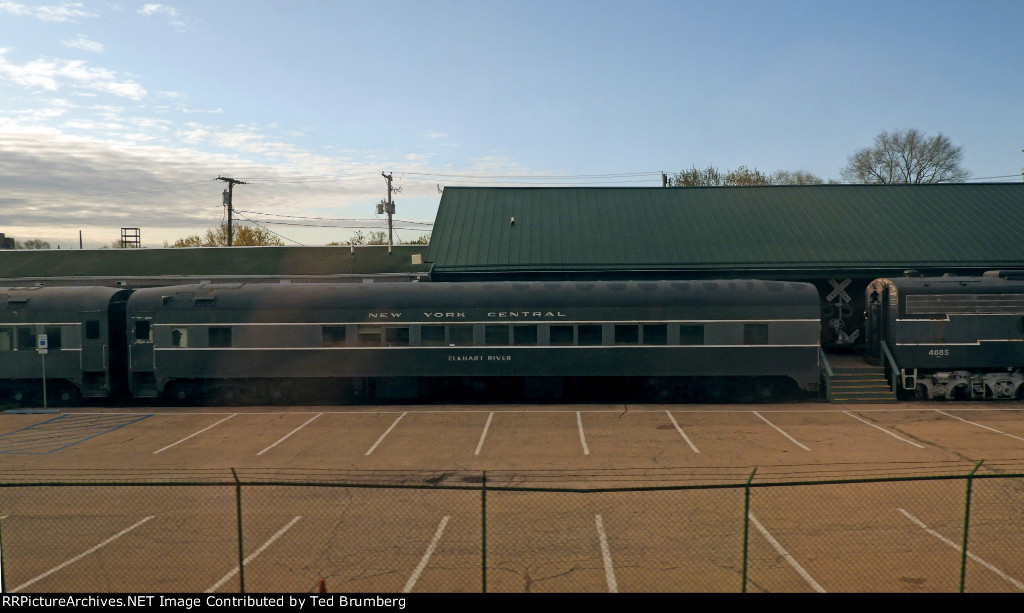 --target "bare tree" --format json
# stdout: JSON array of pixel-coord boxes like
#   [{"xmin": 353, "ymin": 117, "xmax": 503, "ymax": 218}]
[
  {"xmin": 672, "ymin": 165, "xmax": 822, "ymax": 186},
  {"xmin": 770, "ymin": 170, "xmax": 824, "ymax": 185},
  {"xmin": 841, "ymin": 128, "xmax": 970, "ymax": 184},
  {"xmin": 15, "ymin": 239, "xmax": 51, "ymax": 249}
]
